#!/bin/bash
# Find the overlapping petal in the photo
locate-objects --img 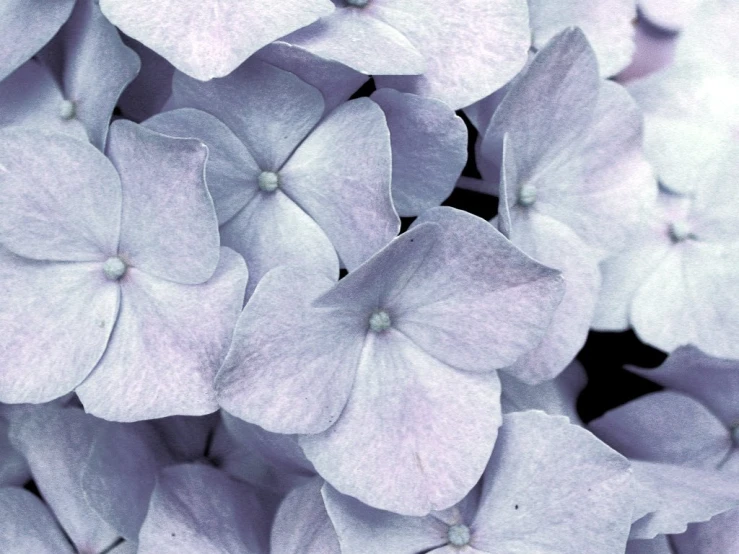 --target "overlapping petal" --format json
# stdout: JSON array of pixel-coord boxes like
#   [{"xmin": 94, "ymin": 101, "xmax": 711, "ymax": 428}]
[{"xmin": 0, "ymin": 487, "xmax": 75, "ymax": 554}]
